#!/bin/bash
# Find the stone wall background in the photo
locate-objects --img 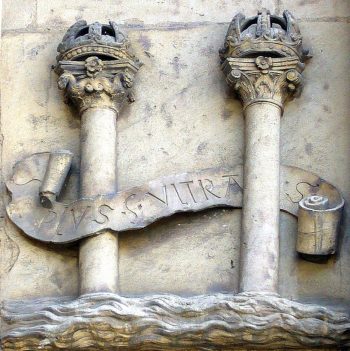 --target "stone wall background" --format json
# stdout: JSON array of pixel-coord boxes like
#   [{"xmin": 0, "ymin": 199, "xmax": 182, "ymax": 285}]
[{"xmin": 0, "ymin": 0, "xmax": 349, "ymax": 307}]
